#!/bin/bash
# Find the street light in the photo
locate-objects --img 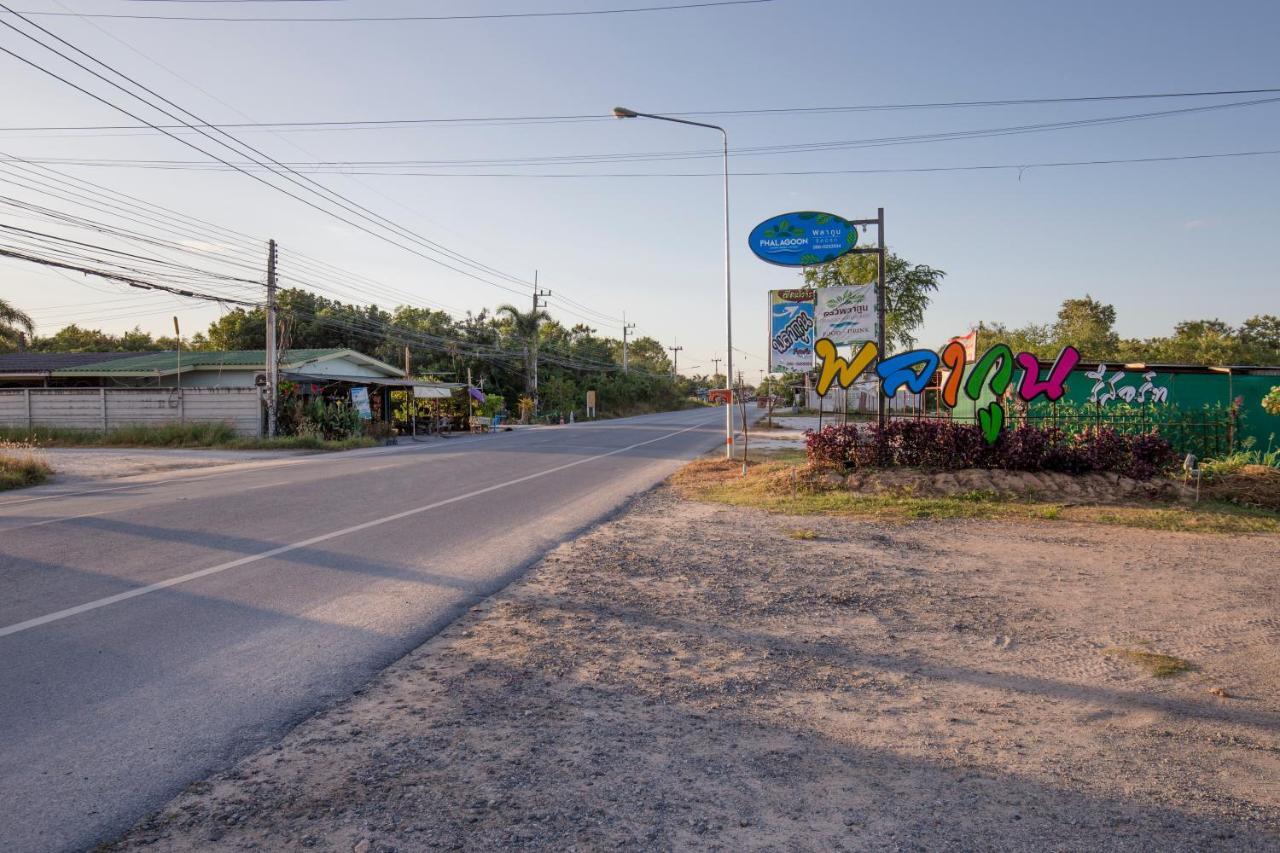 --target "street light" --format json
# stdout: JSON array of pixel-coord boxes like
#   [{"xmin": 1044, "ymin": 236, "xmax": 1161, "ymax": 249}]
[{"xmin": 613, "ymin": 105, "xmax": 734, "ymax": 459}]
